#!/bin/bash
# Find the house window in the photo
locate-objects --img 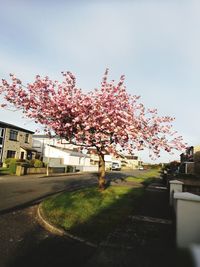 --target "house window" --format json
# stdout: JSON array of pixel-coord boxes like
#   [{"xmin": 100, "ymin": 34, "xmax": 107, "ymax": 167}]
[
  {"xmin": 0, "ymin": 147, "xmax": 2, "ymax": 165},
  {"xmin": 0, "ymin": 128, "xmax": 4, "ymax": 137},
  {"xmin": 9, "ymin": 130, "xmax": 18, "ymax": 141},
  {"xmin": 32, "ymin": 140, "xmax": 41, "ymax": 148},
  {"xmin": 25, "ymin": 133, "xmax": 29, "ymax": 143},
  {"xmin": 0, "ymin": 128, "xmax": 4, "ymax": 145},
  {"xmin": 7, "ymin": 150, "xmax": 16, "ymax": 158},
  {"xmin": 20, "ymin": 152, "xmax": 25, "ymax": 159}
]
